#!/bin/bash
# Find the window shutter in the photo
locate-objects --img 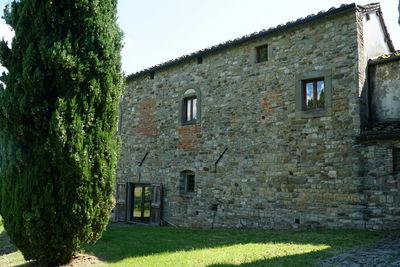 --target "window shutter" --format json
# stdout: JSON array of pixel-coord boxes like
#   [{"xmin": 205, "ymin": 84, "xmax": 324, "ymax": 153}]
[
  {"xmin": 182, "ymin": 99, "xmax": 187, "ymax": 122},
  {"xmin": 150, "ymin": 184, "xmax": 162, "ymax": 225},
  {"xmin": 116, "ymin": 182, "xmax": 127, "ymax": 221}
]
